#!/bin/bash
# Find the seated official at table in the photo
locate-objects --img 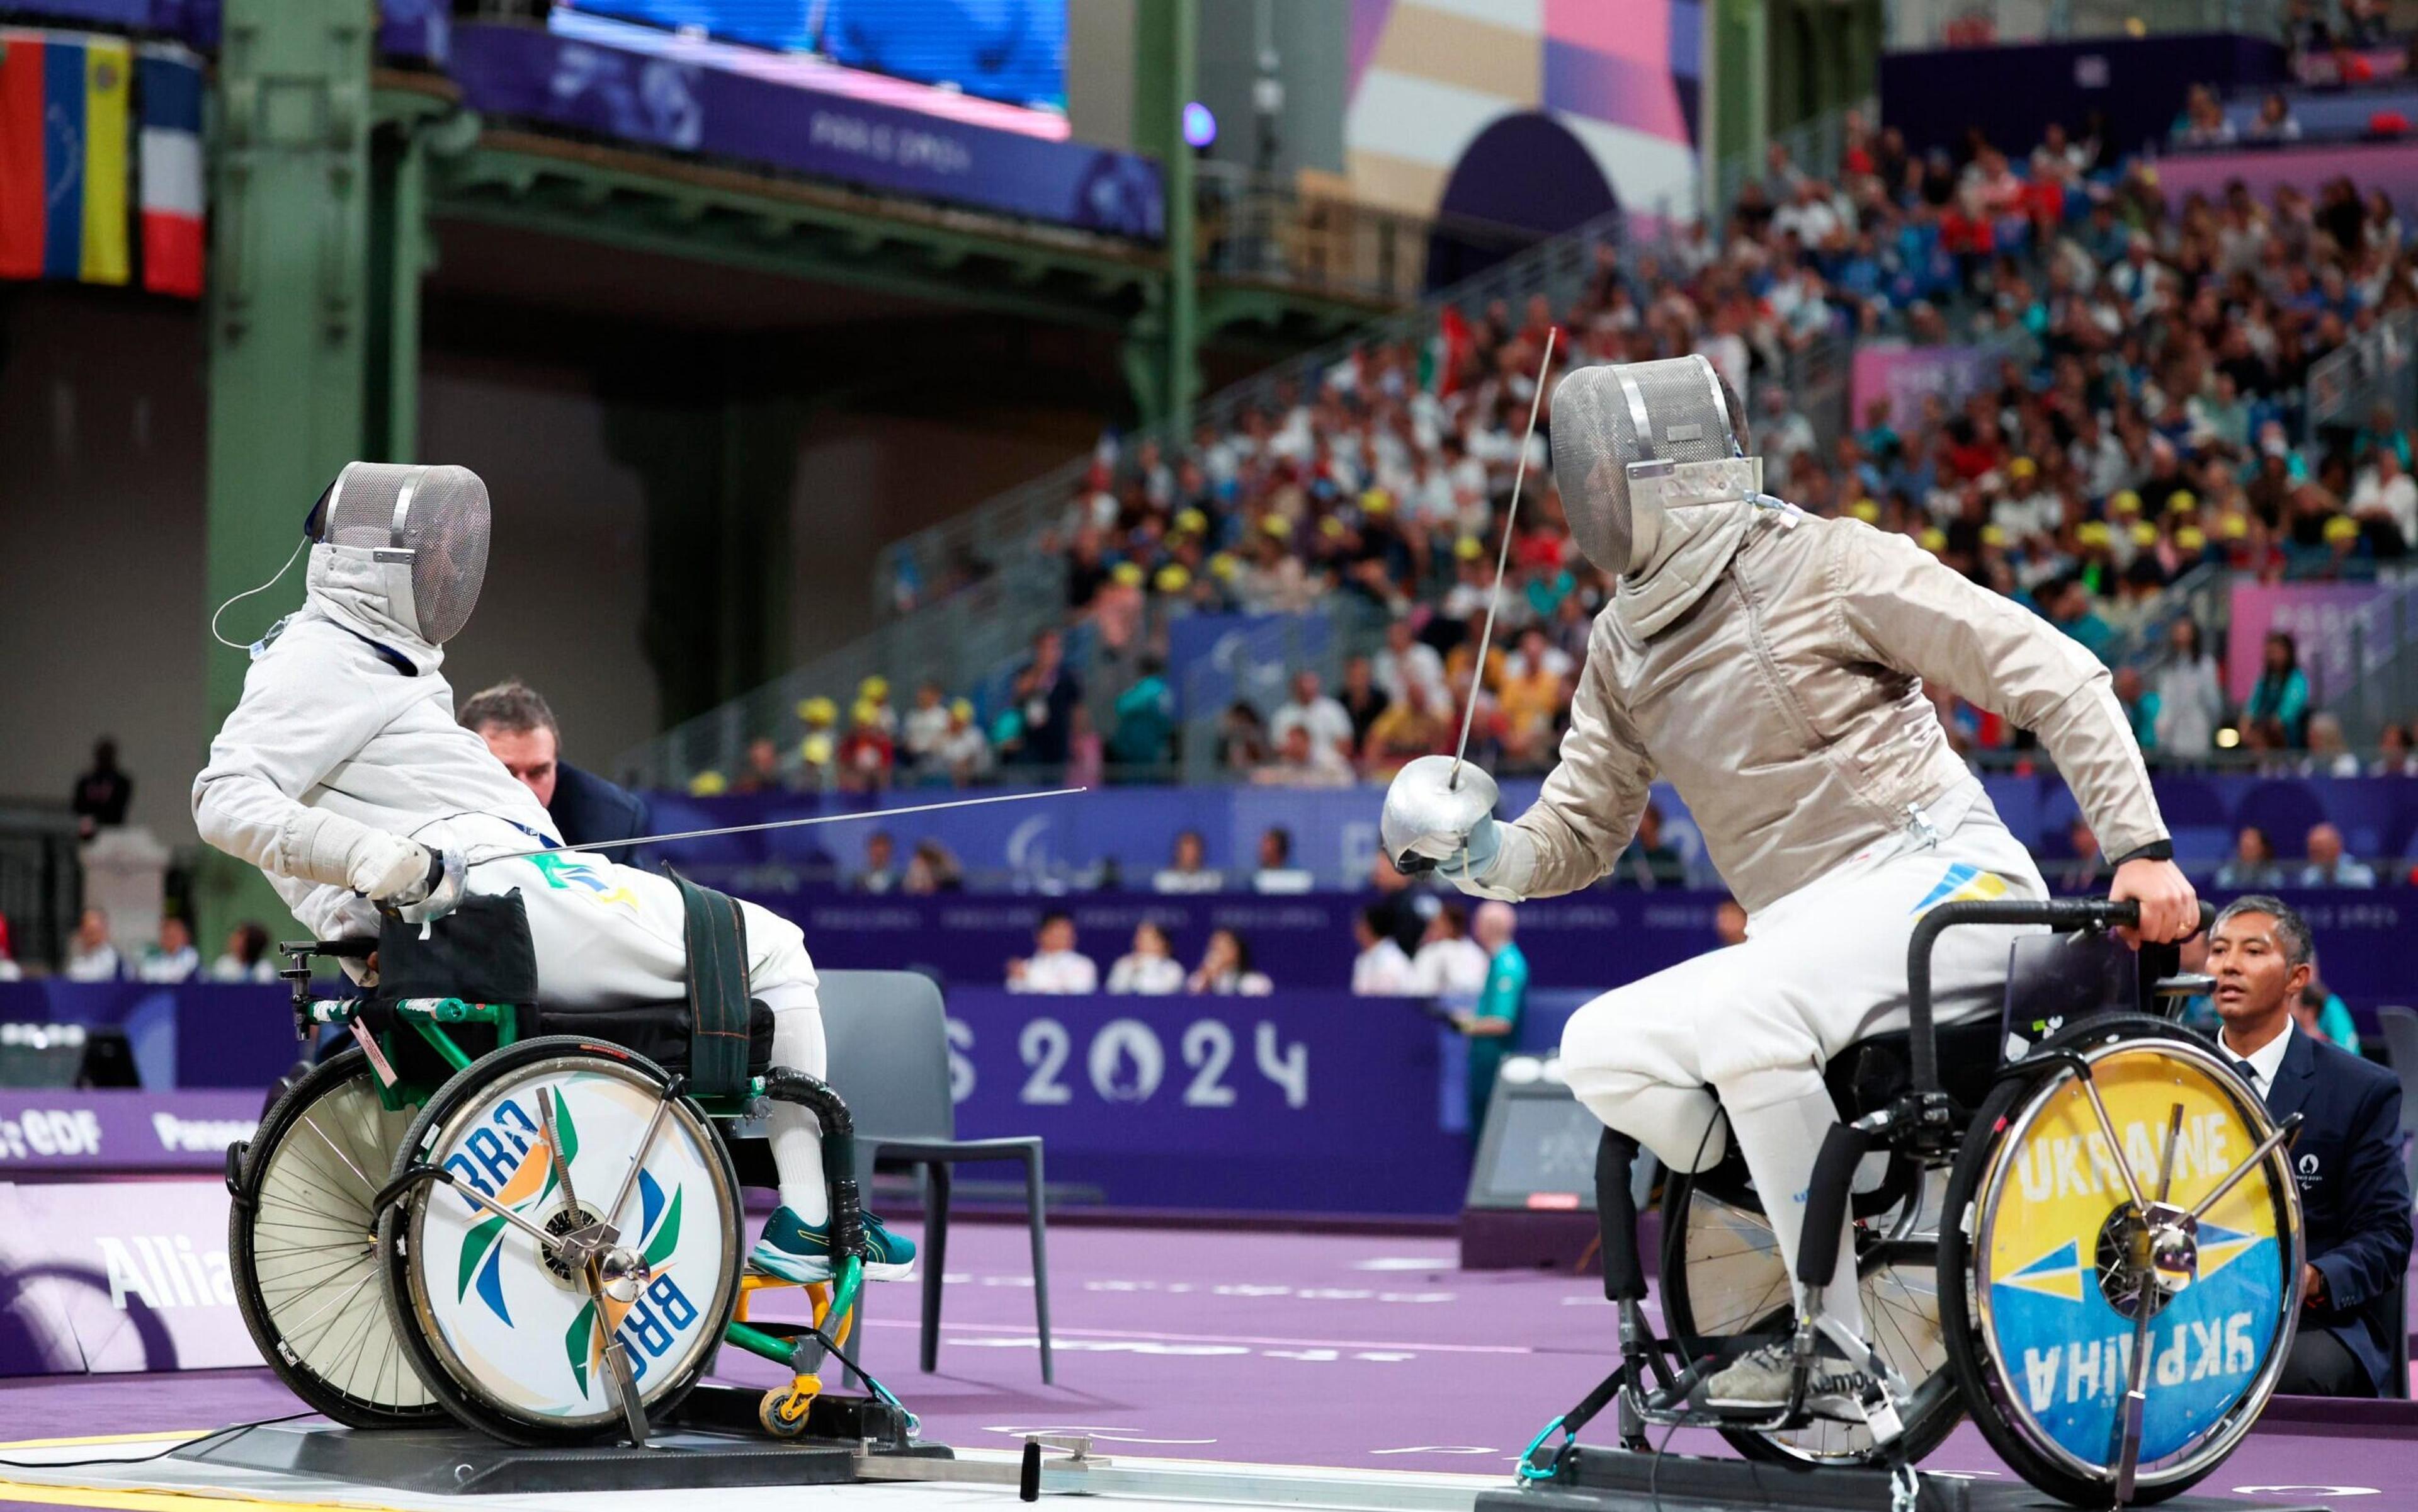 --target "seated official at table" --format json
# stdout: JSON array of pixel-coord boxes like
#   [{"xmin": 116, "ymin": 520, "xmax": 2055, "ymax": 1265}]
[{"xmin": 2207, "ymin": 895, "xmax": 2412, "ymax": 1397}]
